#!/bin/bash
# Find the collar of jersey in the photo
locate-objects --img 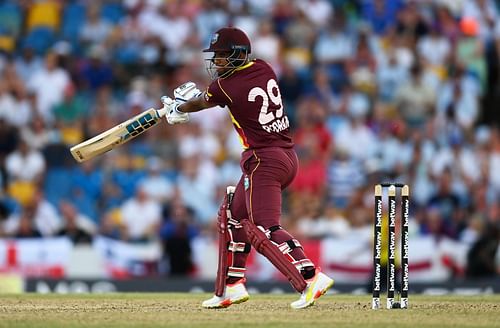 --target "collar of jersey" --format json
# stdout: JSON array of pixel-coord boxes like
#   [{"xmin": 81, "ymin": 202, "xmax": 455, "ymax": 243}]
[{"xmin": 220, "ymin": 60, "xmax": 255, "ymax": 79}]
